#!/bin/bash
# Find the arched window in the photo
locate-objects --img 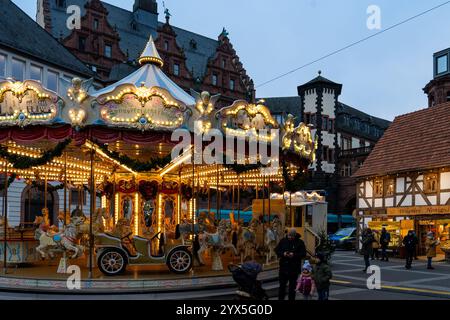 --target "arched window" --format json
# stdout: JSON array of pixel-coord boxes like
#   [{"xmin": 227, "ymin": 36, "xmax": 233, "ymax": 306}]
[{"xmin": 21, "ymin": 185, "xmax": 57, "ymax": 226}]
